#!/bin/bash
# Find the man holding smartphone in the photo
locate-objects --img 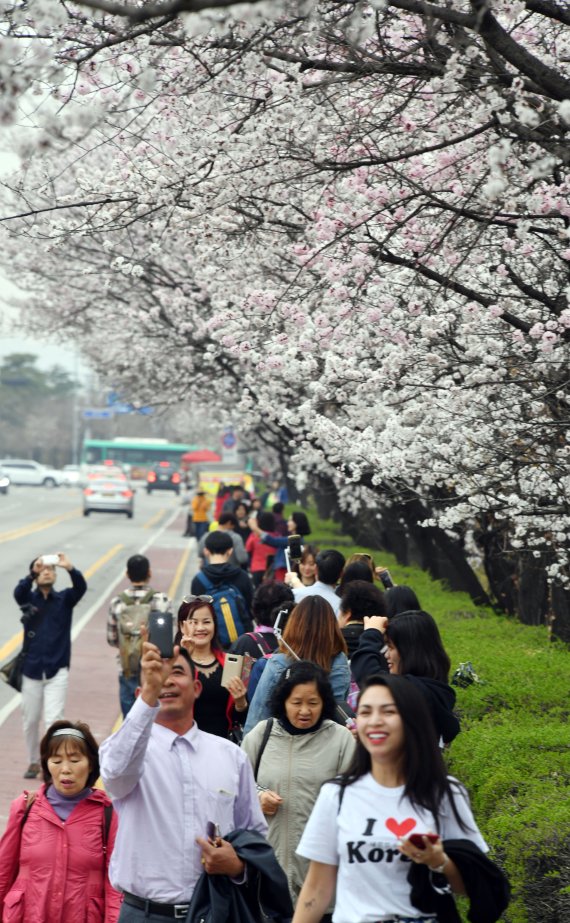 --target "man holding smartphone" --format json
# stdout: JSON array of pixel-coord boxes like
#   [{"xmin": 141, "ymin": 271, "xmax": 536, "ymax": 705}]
[
  {"xmin": 13, "ymin": 553, "xmax": 87, "ymax": 779},
  {"xmin": 99, "ymin": 637, "xmax": 267, "ymax": 922}
]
